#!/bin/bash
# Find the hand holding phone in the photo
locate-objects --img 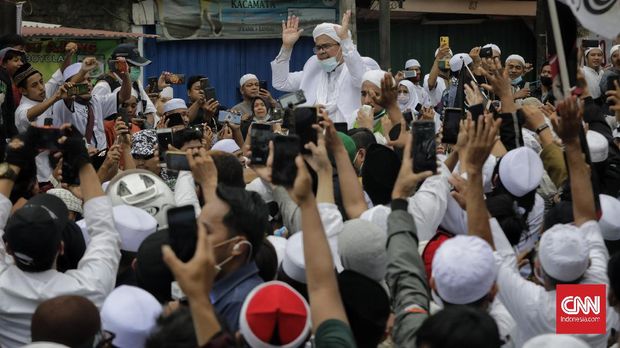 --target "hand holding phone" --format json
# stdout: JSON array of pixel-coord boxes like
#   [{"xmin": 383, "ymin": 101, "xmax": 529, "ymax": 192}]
[
  {"xmin": 166, "ymin": 151, "xmax": 191, "ymax": 171},
  {"xmin": 272, "ymin": 135, "xmax": 300, "ymax": 188},
  {"xmin": 114, "ymin": 59, "xmax": 129, "ymax": 74},
  {"xmin": 67, "ymin": 83, "xmax": 89, "ymax": 97},
  {"xmin": 293, "ymin": 107, "xmax": 318, "ymax": 154},
  {"xmin": 412, "ymin": 121, "xmax": 437, "ymax": 174},
  {"xmin": 157, "ymin": 128, "xmax": 173, "ymax": 163},
  {"xmin": 31, "ymin": 127, "xmax": 63, "ymax": 151},
  {"xmin": 250, "ymin": 123, "xmax": 272, "ymax": 165}
]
